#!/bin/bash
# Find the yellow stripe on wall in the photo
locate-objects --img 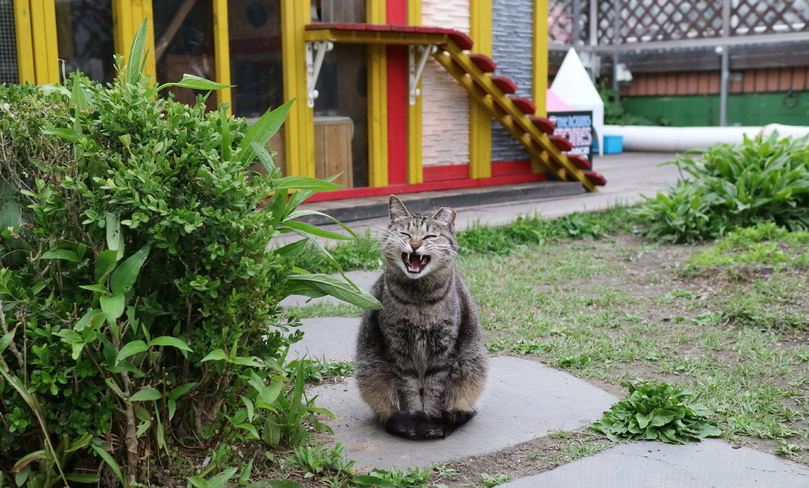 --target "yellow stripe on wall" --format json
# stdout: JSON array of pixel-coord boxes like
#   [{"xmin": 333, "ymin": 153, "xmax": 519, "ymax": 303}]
[
  {"xmin": 113, "ymin": 0, "xmax": 156, "ymax": 81},
  {"xmin": 533, "ymin": 0, "xmax": 548, "ymax": 116},
  {"xmin": 13, "ymin": 0, "xmax": 36, "ymax": 83},
  {"xmin": 212, "ymin": 0, "xmax": 232, "ymax": 112},
  {"xmin": 469, "ymin": 0, "xmax": 492, "ymax": 179},
  {"xmin": 407, "ymin": 0, "xmax": 424, "ymax": 184},
  {"xmin": 281, "ymin": 0, "xmax": 314, "ymax": 177},
  {"xmin": 367, "ymin": 0, "xmax": 388, "ymax": 187}
]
